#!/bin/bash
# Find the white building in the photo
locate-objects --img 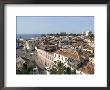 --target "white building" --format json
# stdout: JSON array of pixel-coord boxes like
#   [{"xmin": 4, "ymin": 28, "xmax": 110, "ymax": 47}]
[
  {"xmin": 53, "ymin": 53, "xmax": 68, "ymax": 63},
  {"xmin": 85, "ymin": 31, "xmax": 92, "ymax": 36},
  {"xmin": 35, "ymin": 47, "xmax": 54, "ymax": 68},
  {"xmin": 81, "ymin": 32, "xmax": 86, "ymax": 35},
  {"xmin": 35, "ymin": 46, "xmax": 81, "ymax": 72},
  {"xmin": 82, "ymin": 31, "xmax": 92, "ymax": 36}
]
